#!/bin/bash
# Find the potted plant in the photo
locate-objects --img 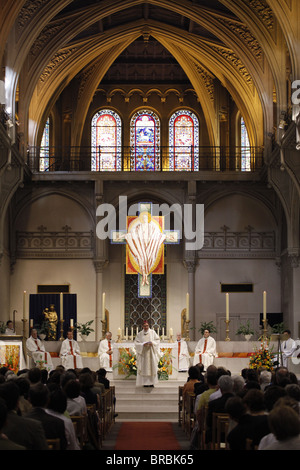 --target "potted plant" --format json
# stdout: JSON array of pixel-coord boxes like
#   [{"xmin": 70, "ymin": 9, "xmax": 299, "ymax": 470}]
[
  {"xmin": 74, "ymin": 320, "xmax": 94, "ymax": 340},
  {"xmin": 198, "ymin": 321, "xmax": 217, "ymax": 336},
  {"xmin": 271, "ymin": 322, "xmax": 286, "ymax": 335},
  {"xmin": 236, "ymin": 320, "xmax": 255, "ymax": 341},
  {"xmin": 36, "ymin": 320, "xmax": 51, "ymax": 340},
  {"xmin": 0, "ymin": 322, "xmax": 6, "ymax": 334}
]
